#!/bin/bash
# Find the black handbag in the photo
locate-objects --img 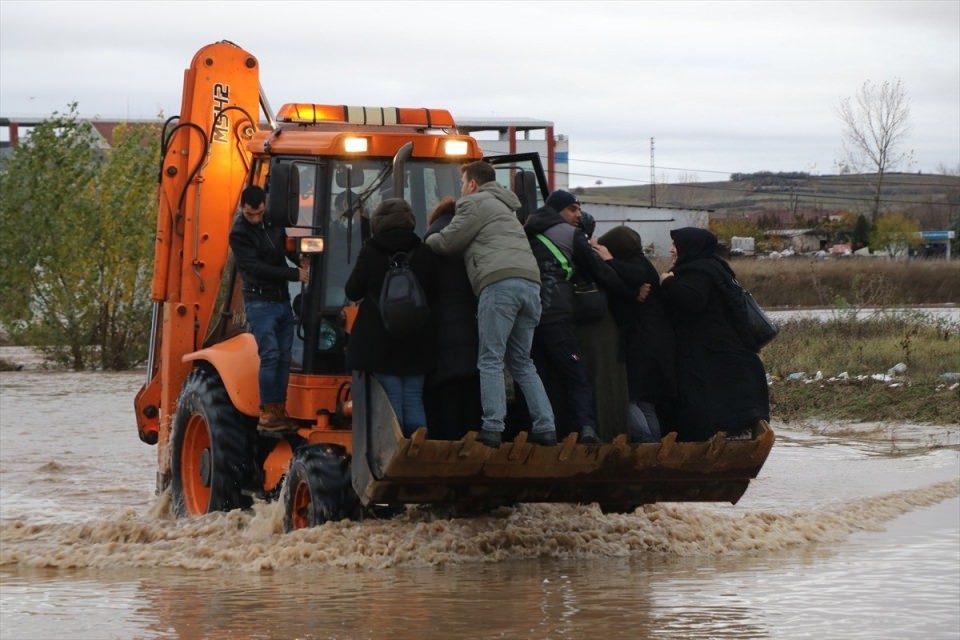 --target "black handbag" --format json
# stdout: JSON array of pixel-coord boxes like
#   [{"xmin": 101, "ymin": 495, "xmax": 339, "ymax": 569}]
[
  {"xmin": 736, "ymin": 281, "xmax": 779, "ymax": 350},
  {"xmin": 686, "ymin": 260, "xmax": 779, "ymax": 352},
  {"xmin": 572, "ymin": 280, "xmax": 607, "ymax": 322}
]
